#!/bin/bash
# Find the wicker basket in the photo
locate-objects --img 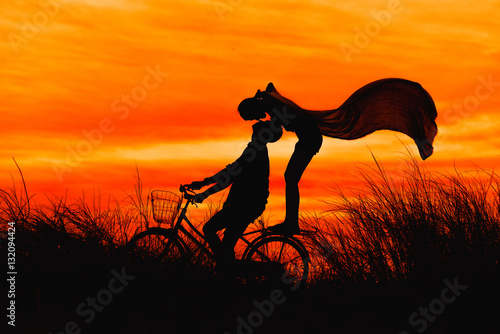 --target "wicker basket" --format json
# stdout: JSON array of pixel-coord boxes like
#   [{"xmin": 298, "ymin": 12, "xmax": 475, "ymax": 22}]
[{"xmin": 150, "ymin": 190, "xmax": 182, "ymax": 225}]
